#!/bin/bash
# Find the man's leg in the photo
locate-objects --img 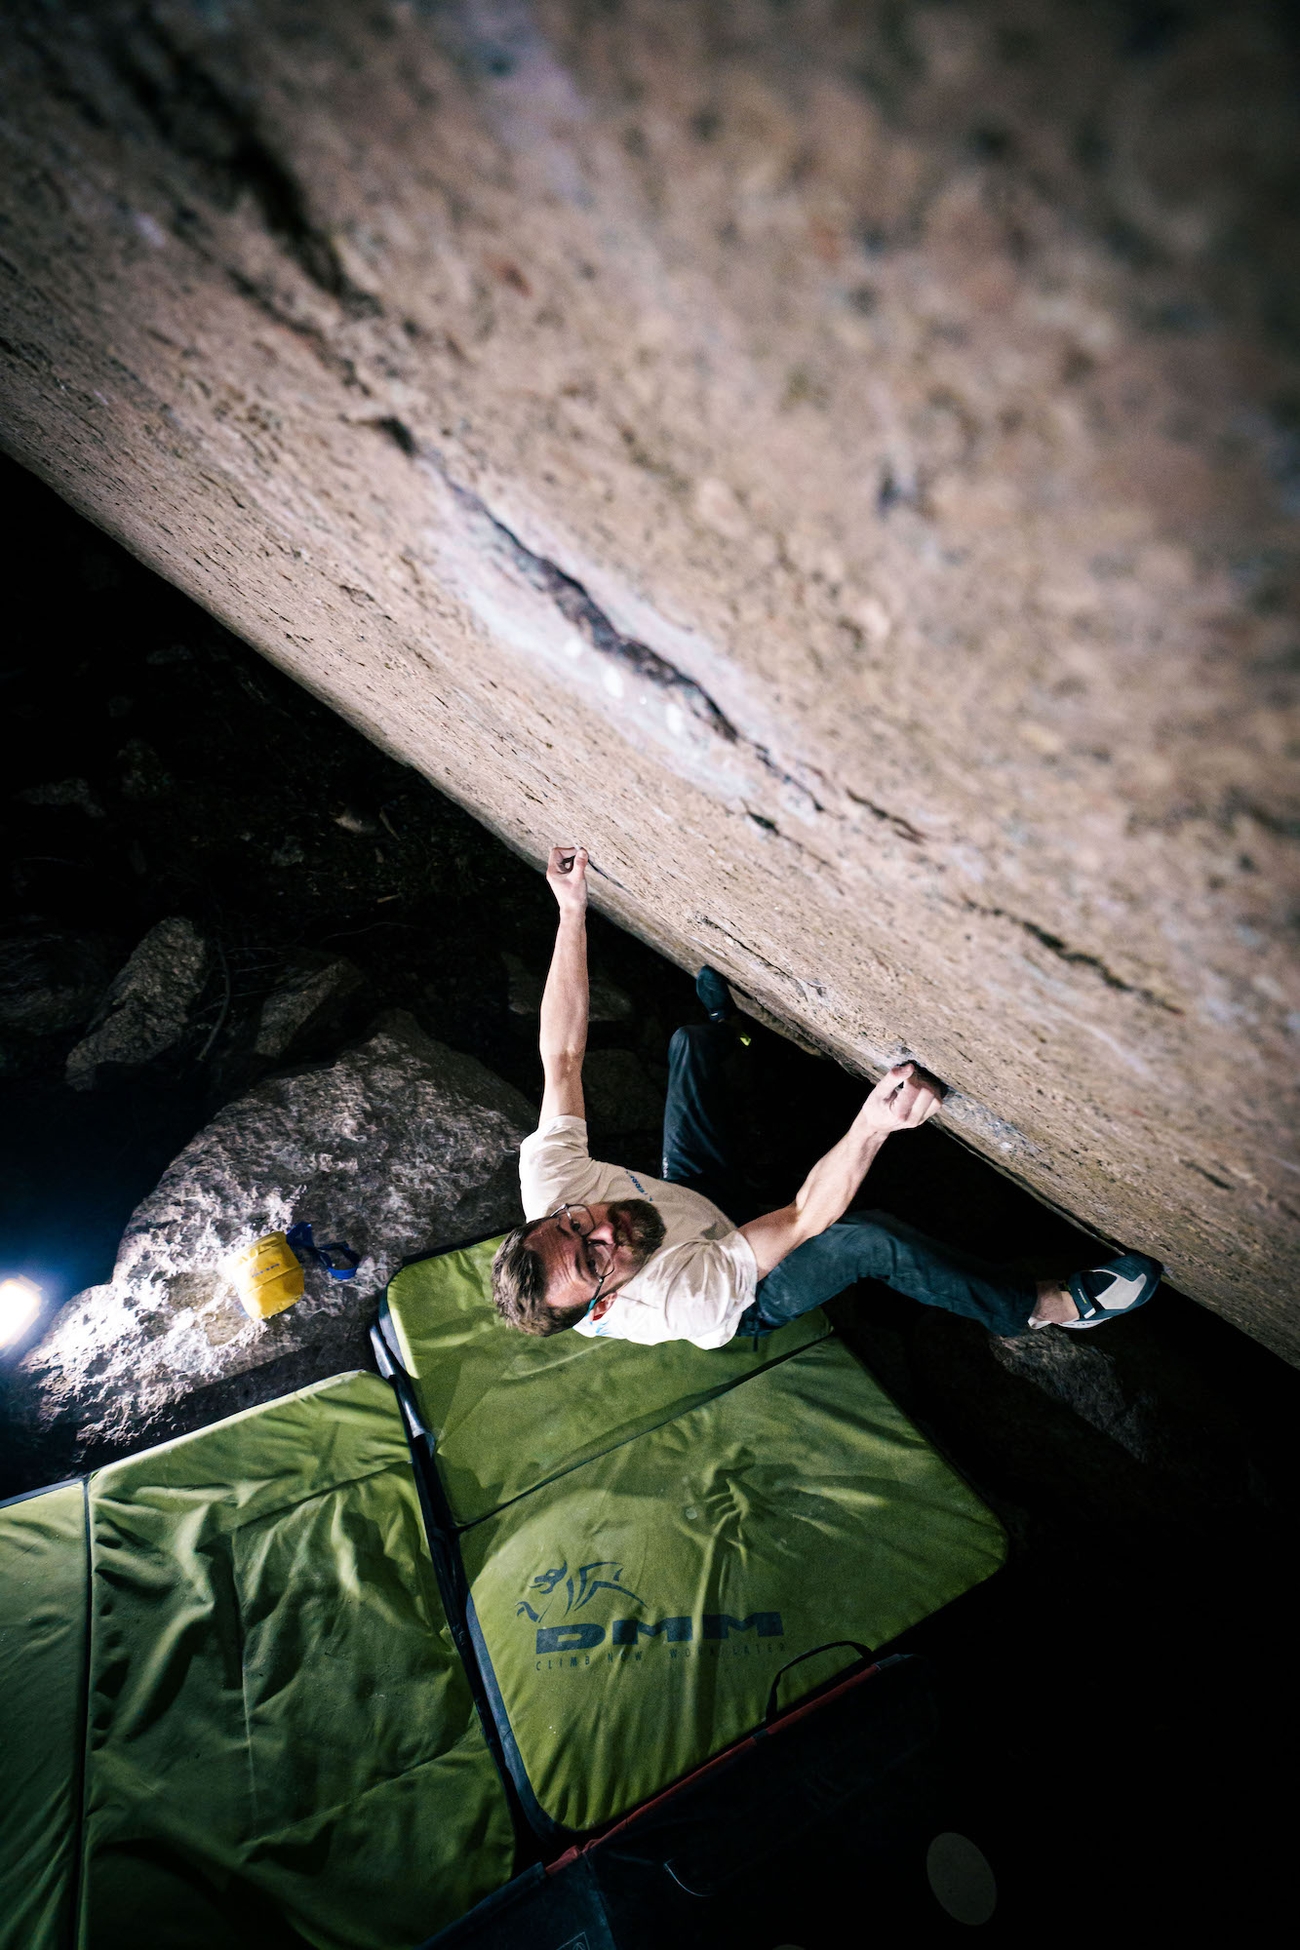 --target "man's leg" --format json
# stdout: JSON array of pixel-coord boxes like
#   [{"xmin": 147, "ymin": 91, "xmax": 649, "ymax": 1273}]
[
  {"xmin": 661, "ymin": 1022, "xmax": 754, "ymax": 1220},
  {"xmin": 742, "ymin": 1209, "xmax": 1036, "ymax": 1338}
]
